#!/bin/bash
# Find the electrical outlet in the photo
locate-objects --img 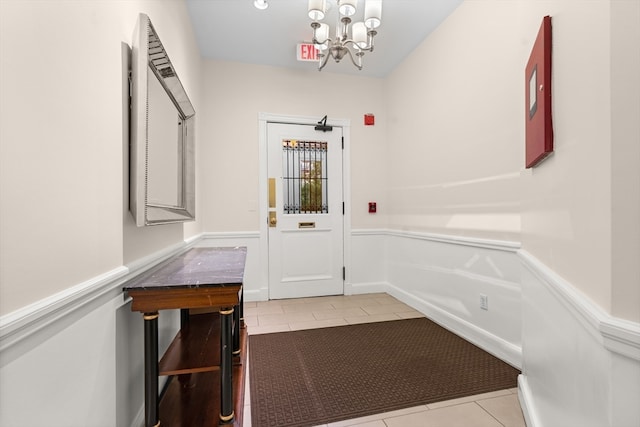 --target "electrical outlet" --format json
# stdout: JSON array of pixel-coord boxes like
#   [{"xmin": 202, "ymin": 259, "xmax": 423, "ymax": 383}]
[{"xmin": 480, "ymin": 294, "xmax": 489, "ymax": 311}]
